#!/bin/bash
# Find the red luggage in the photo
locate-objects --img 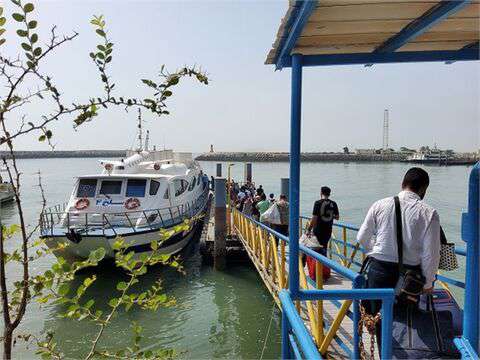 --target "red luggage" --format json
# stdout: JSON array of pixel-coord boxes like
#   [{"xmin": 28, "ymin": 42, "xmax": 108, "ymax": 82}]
[{"xmin": 306, "ymin": 256, "xmax": 330, "ymax": 281}]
